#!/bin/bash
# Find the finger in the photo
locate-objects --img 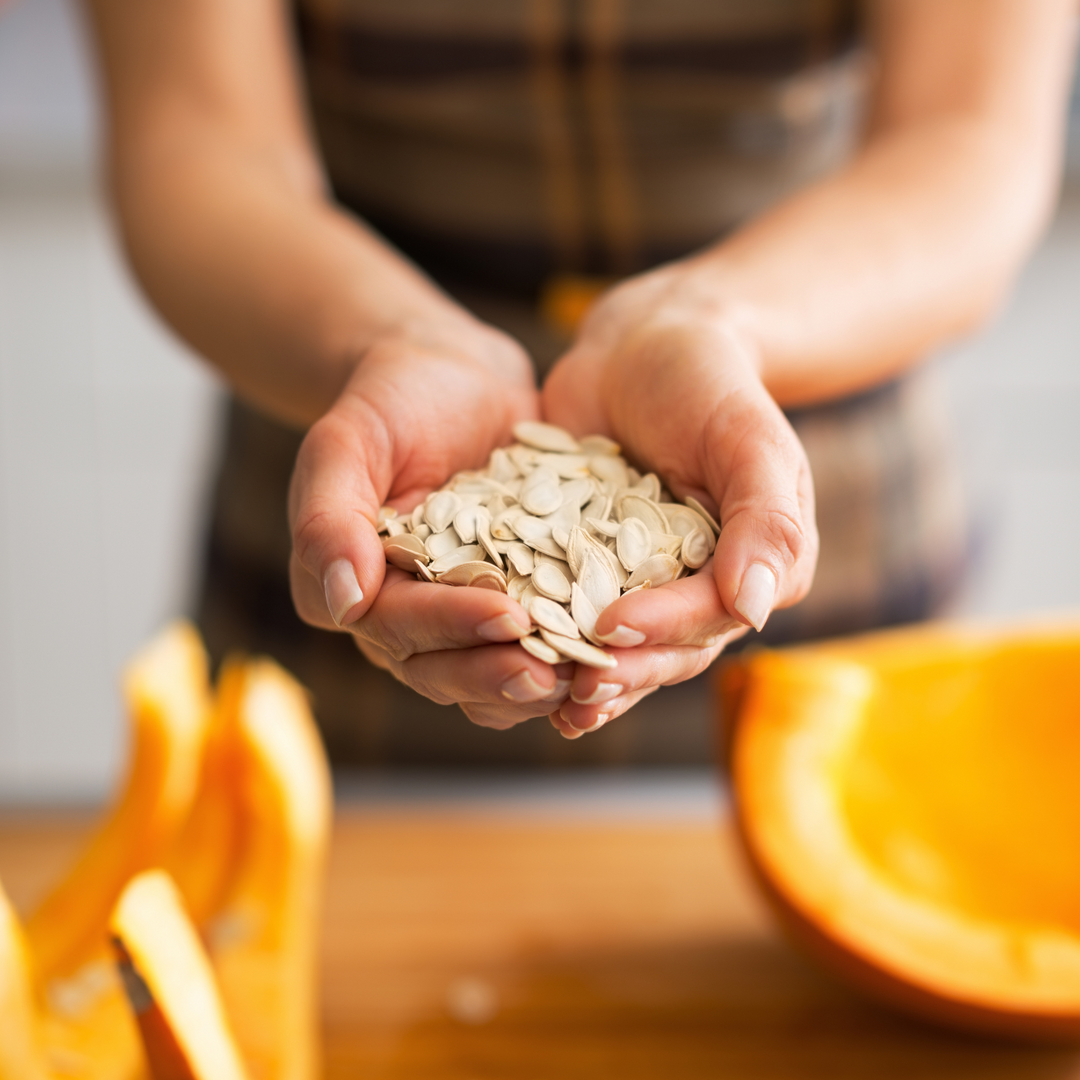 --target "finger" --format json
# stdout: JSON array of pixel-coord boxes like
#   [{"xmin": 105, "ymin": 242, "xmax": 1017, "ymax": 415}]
[
  {"xmin": 542, "ymin": 341, "xmax": 611, "ymax": 439},
  {"xmin": 349, "ymin": 572, "xmax": 533, "ymax": 661},
  {"xmin": 288, "ymin": 395, "xmax": 392, "ymax": 629},
  {"xmin": 290, "ymin": 552, "xmax": 339, "ymax": 632},
  {"xmin": 700, "ymin": 382, "xmax": 818, "ymax": 634},
  {"xmin": 384, "ymin": 642, "xmax": 571, "ymax": 709},
  {"xmin": 551, "ymin": 685, "xmax": 660, "ymax": 738},
  {"xmin": 592, "ymin": 560, "xmax": 744, "ymax": 650},
  {"xmin": 461, "ymin": 680, "xmax": 573, "ymax": 731},
  {"xmin": 562, "ymin": 635, "xmax": 739, "ymax": 731}
]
